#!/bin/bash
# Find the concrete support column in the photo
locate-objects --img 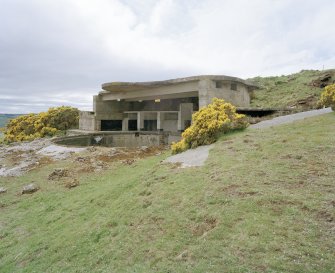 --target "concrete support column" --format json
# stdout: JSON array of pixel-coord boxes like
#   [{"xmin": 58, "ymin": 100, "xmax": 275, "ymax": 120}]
[
  {"xmin": 157, "ymin": 112, "xmax": 164, "ymax": 131},
  {"xmin": 198, "ymin": 79, "xmax": 214, "ymax": 108},
  {"xmin": 177, "ymin": 112, "xmax": 182, "ymax": 131},
  {"xmin": 179, "ymin": 103, "xmax": 193, "ymax": 131},
  {"xmin": 137, "ymin": 112, "xmax": 144, "ymax": 131},
  {"xmin": 96, "ymin": 119, "xmax": 101, "ymax": 131},
  {"xmin": 122, "ymin": 117, "xmax": 129, "ymax": 131}
]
